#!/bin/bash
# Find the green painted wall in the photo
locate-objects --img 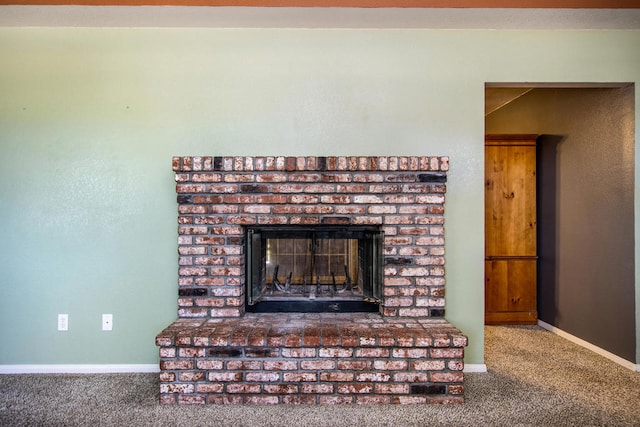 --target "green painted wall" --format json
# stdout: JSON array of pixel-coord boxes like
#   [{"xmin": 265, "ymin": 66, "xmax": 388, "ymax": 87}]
[{"xmin": 1, "ymin": 28, "xmax": 639, "ymax": 366}]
